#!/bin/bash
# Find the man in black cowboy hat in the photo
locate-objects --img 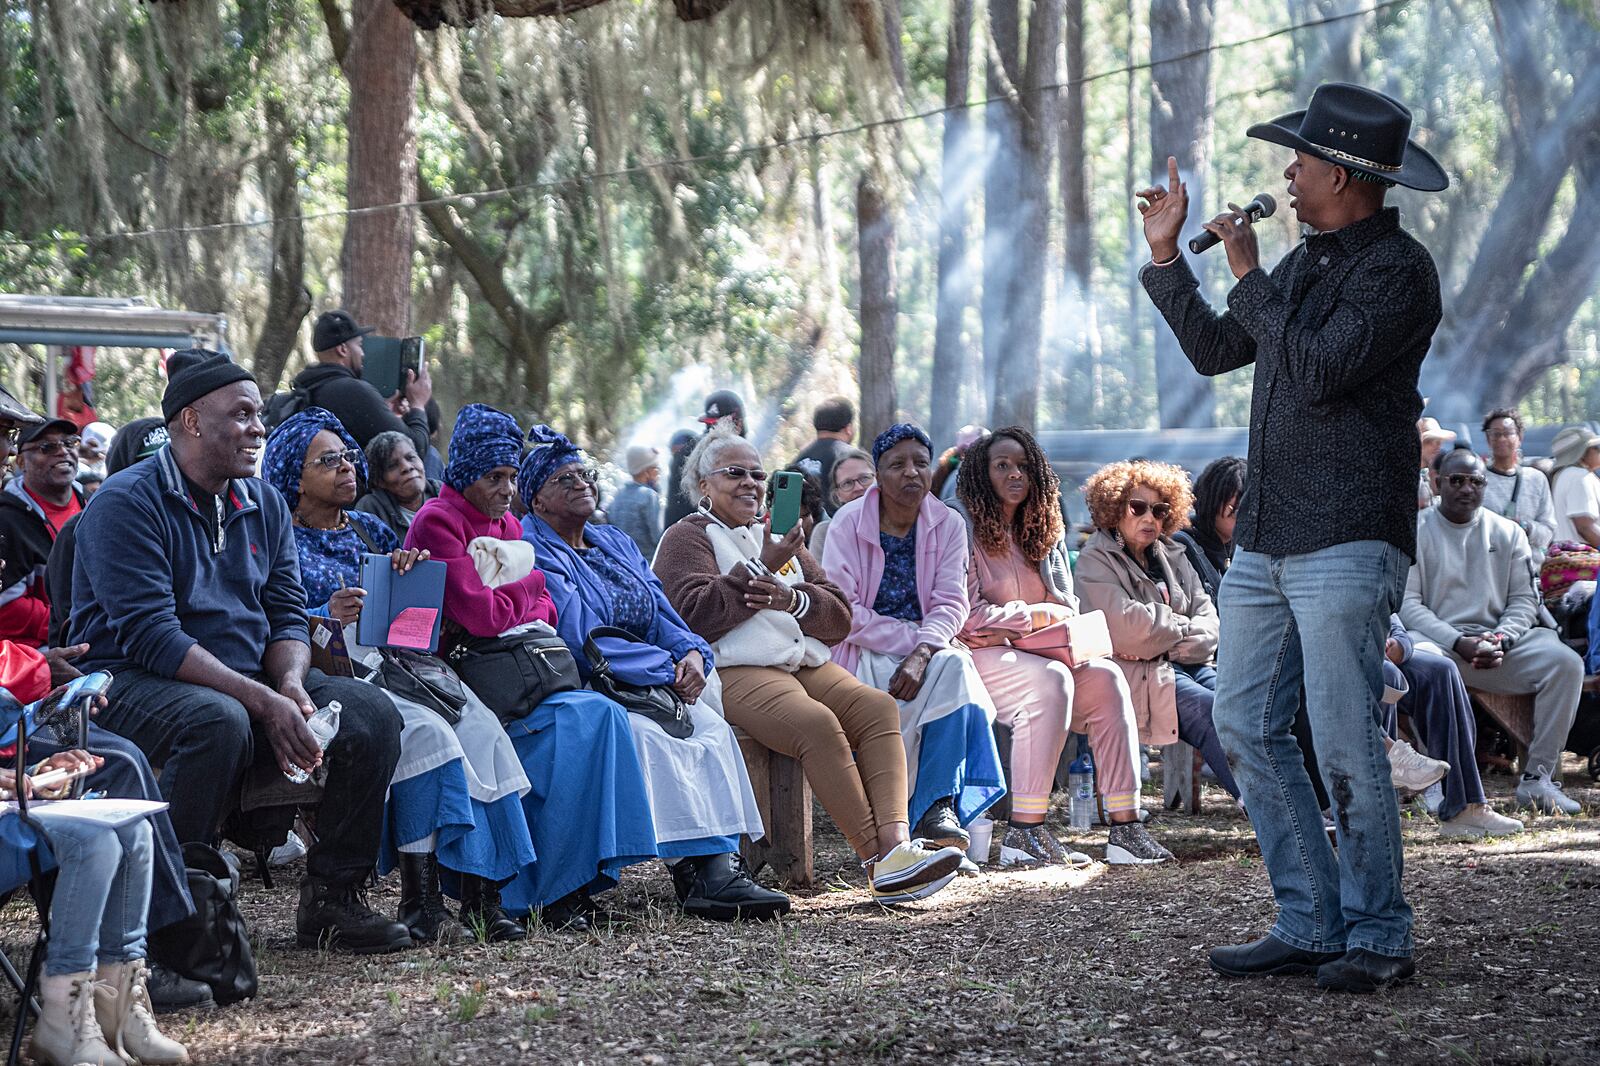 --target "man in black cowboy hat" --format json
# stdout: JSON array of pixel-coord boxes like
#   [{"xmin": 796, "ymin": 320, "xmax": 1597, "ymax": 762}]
[{"xmin": 1137, "ymin": 83, "xmax": 1448, "ymax": 993}]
